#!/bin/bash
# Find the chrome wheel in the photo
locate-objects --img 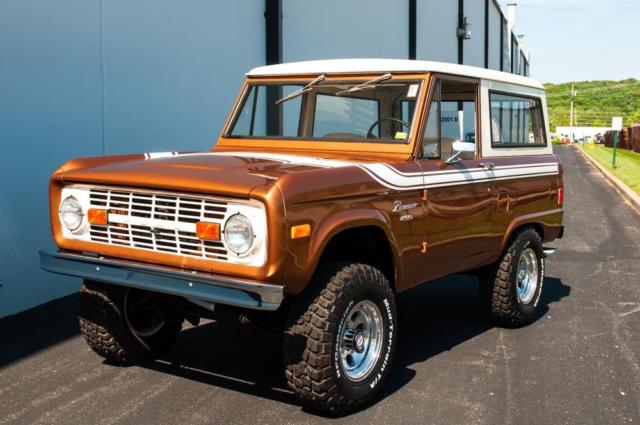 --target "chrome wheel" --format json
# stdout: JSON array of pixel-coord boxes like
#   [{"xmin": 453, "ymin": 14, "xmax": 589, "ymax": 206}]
[
  {"xmin": 516, "ymin": 247, "xmax": 539, "ymax": 304},
  {"xmin": 338, "ymin": 300, "xmax": 384, "ymax": 382}
]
